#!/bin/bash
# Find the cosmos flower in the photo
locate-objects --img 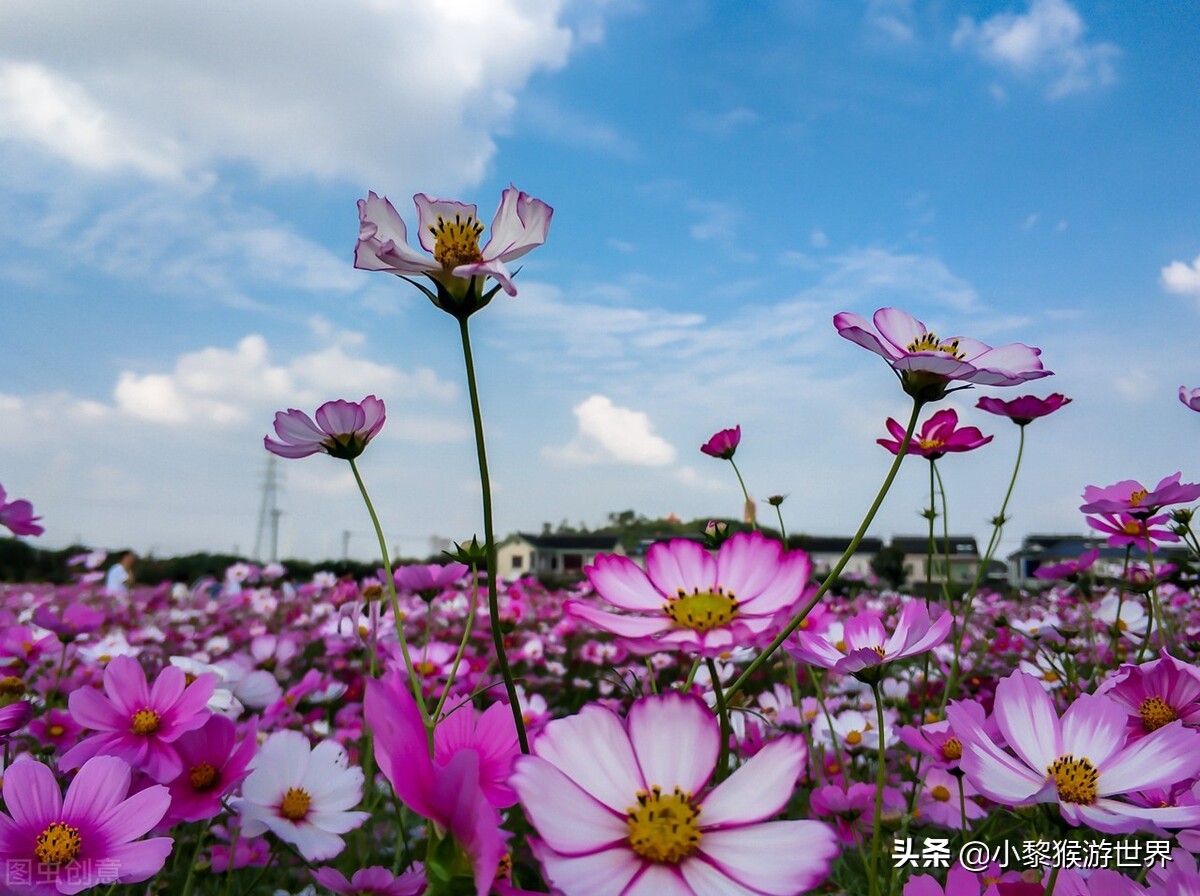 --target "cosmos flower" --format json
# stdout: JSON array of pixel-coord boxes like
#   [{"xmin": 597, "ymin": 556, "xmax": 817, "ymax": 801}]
[
  {"xmin": 1180, "ymin": 386, "xmax": 1200, "ymax": 412},
  {"xmin": 1086, "ymin": 512, "xmax": 1180, "ymax": 549},
  {"xmin": 975, "ymin": 393, "xmax": 1071, "ymax": 425},
  {"xmin": 877, "ymin": 408, "xmax": 992, "ymax": 459},
  {"xmin": 1094, "ymin": 651, "xmax": 1200, "ymax": 741},
  {"xmin": 511, "ymin": 692, "xmax": 840, "ymax": 896},
  {"xmin": 237, "ymin": 730, "xmax": 369, "ymax": 862},
  {"xmin": 699, "ymin": 425, "xmax": 741, "ymax": 460},
  {"xmin": 163, "ymin": 715, "xmax": 257, "ymax": 825},
  {"xmin": 566, "ymin": 532, "xmax": 812, "ymax": 657},
  {"xmin": 61, "ymin": 655, "xmax": 216, "ymax": 783},
  {"xmin": 0, "ymin": 484, "xmax": 43, "ymax": 537},
  {"xmin": 788, "ymin": 600, "xmax": 951, "ymax": 681},
  {"xmin": 0, "ymin": 755, "xmax": 173, "ymax": 893},
  {"xmin": 834, "ymin": 307, "xmax": 1051, "ymax": 401},
  {"xmin": 355, "ymin": 187, "xmax": 552, "ymax": 312},
  {"xmin": 1032, "ymin": 548, "xmax": 1099, "ymax": 580},
  {"xmin": 947, "ymin": 671, "xmax": 1200, "ymax": 833},
  {"xmin": 310, "ymin": 865, "xmax": 426, "ymax": 896},
  {"xmin": 1080, "ymin": 472, "xmax": 1200, "ymax": 518},
  {"xmin": 264, "ymin": 396, "xmax": 386, "ymax": 460}
]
